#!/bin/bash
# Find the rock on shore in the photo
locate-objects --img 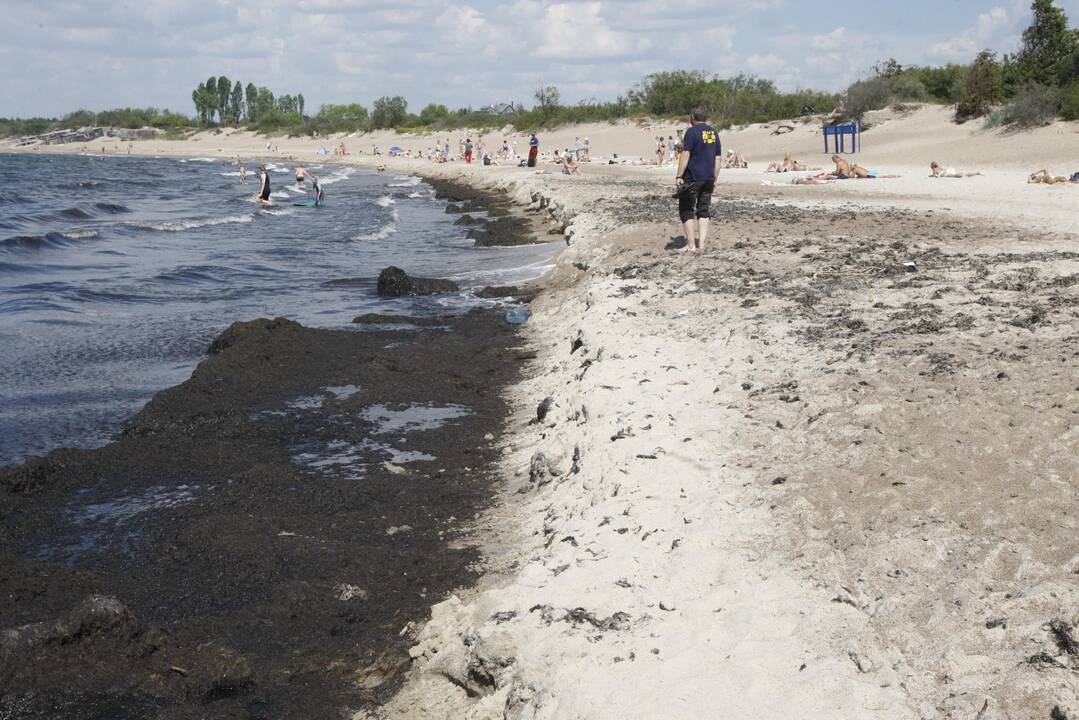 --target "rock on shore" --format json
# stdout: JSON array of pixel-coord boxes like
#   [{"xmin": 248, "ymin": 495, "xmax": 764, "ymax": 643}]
[{"xmin": 377, "ymin": 266, "xmax": 459, "ymax": 296}]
